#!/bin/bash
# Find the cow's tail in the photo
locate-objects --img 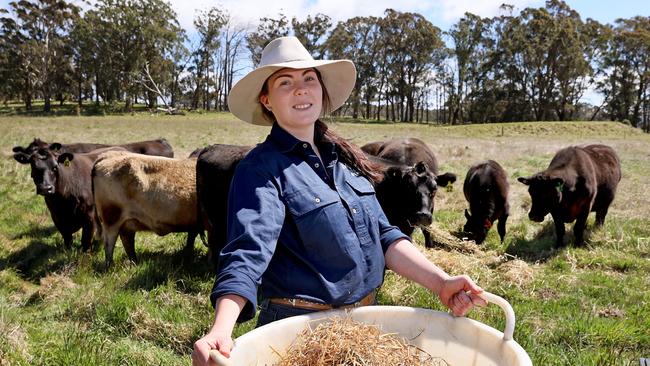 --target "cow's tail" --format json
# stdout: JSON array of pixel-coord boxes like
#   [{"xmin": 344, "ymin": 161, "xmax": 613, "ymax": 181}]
[{"xmin": 90, "ymin": 160, "xmax": 103, "ymax": 241}]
